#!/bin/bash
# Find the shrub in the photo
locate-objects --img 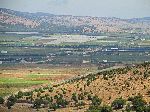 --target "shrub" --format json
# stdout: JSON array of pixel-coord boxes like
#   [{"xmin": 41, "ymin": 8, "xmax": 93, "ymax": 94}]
[
  {"xmin": 126, "ymin": 103, "xmax": 132, "ymax": 112},
  {"xmin": 49, "ymin": 103, "xmax": 58, "ymax": 111},
  {"xmin": 87, "ymin": 94, "xmax": 92, "ymax": 100},
  {"xmin": 87, "ymin": 105, "xmax": 112, "ymax": 112},
  {"xmin": 87, "ymin": 105, "xmax": 101, "ymax": 112},
  {"xmin": 133, "ymin": 69, "xmax": 139, "ymax": 75},
  {"xmin": 46, "ymin": 96, "xmax": 53, "ymax": 102},
  {"xmin": 0, "ymin": 97, "xmax": 4, "ymax": 104},
  {"xmin": 72, "ymin": 93, "xmax": 78, "ymax": 103},
  {"xmin": 76, "ymin": 101, "xmax": 85, "ymax": 107},
  {"xmin": 37, "ymin": 92, "xmax": 41, "ymax": 97},
  {"xmin": 143, "ymin": 105, "xmax": 150, "ymax": 112},
  {"xmin": 103, "ymin": 75, "xmax": 108, "ymax": 80},
  {"xmin": 48, "ymin": 87, "xmax": 54, "ymax": 92},
  {"xmin": 78, "ymin": 93, "xmax": 84, "ymax": 100},
  {"xmin": 61, "ymin": 89, "xmax": 66, "ymax": 94},
  {"xmin": 111, "ymin": 97, "xmax": 126, "ymax": 109},
  {"xmin": 23, "ymin": 91, "xmax": 33, "ymax": 96},
  {"xmin": 33, "ymin": 99, "xmax": 43, "ymax": 110},
  {"xmin": 129, "ymin": 95, "xmax": 146, "ymax": 111},
  {"xmin": 6, "ymin": 95, "xmax": 17, "ymax": 109},
  {"xmin": 17, "ymin": 91, "xmax": 23, "ymax": 99},
  {"xmin": 6, "ymin": 101, "xmax": 14, "ymax": 109},
  {"xmin": 100, "ymin": 105, "xmax": 113, "ymax": 112},
  {"xmin": 54, "ymin": 95, "xmax": 59, "ymax": 99},
  {"xmin": 91, "ymin": 96, "xmax": 102, "ymax": 106},
  {"xmin": 39, "ymin": 88, "xmax": 44, "ymax": 93},
  {"xmin": 144, "ymin": 71, "xmax": 149, "ymax": 79},
  {"xmin": 56, "ymin": 97, "xmax": 68, "ymax": 108},
  {"xmin": 87, "ymin": 80, "xmax": 91, "ymax": 86}
]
